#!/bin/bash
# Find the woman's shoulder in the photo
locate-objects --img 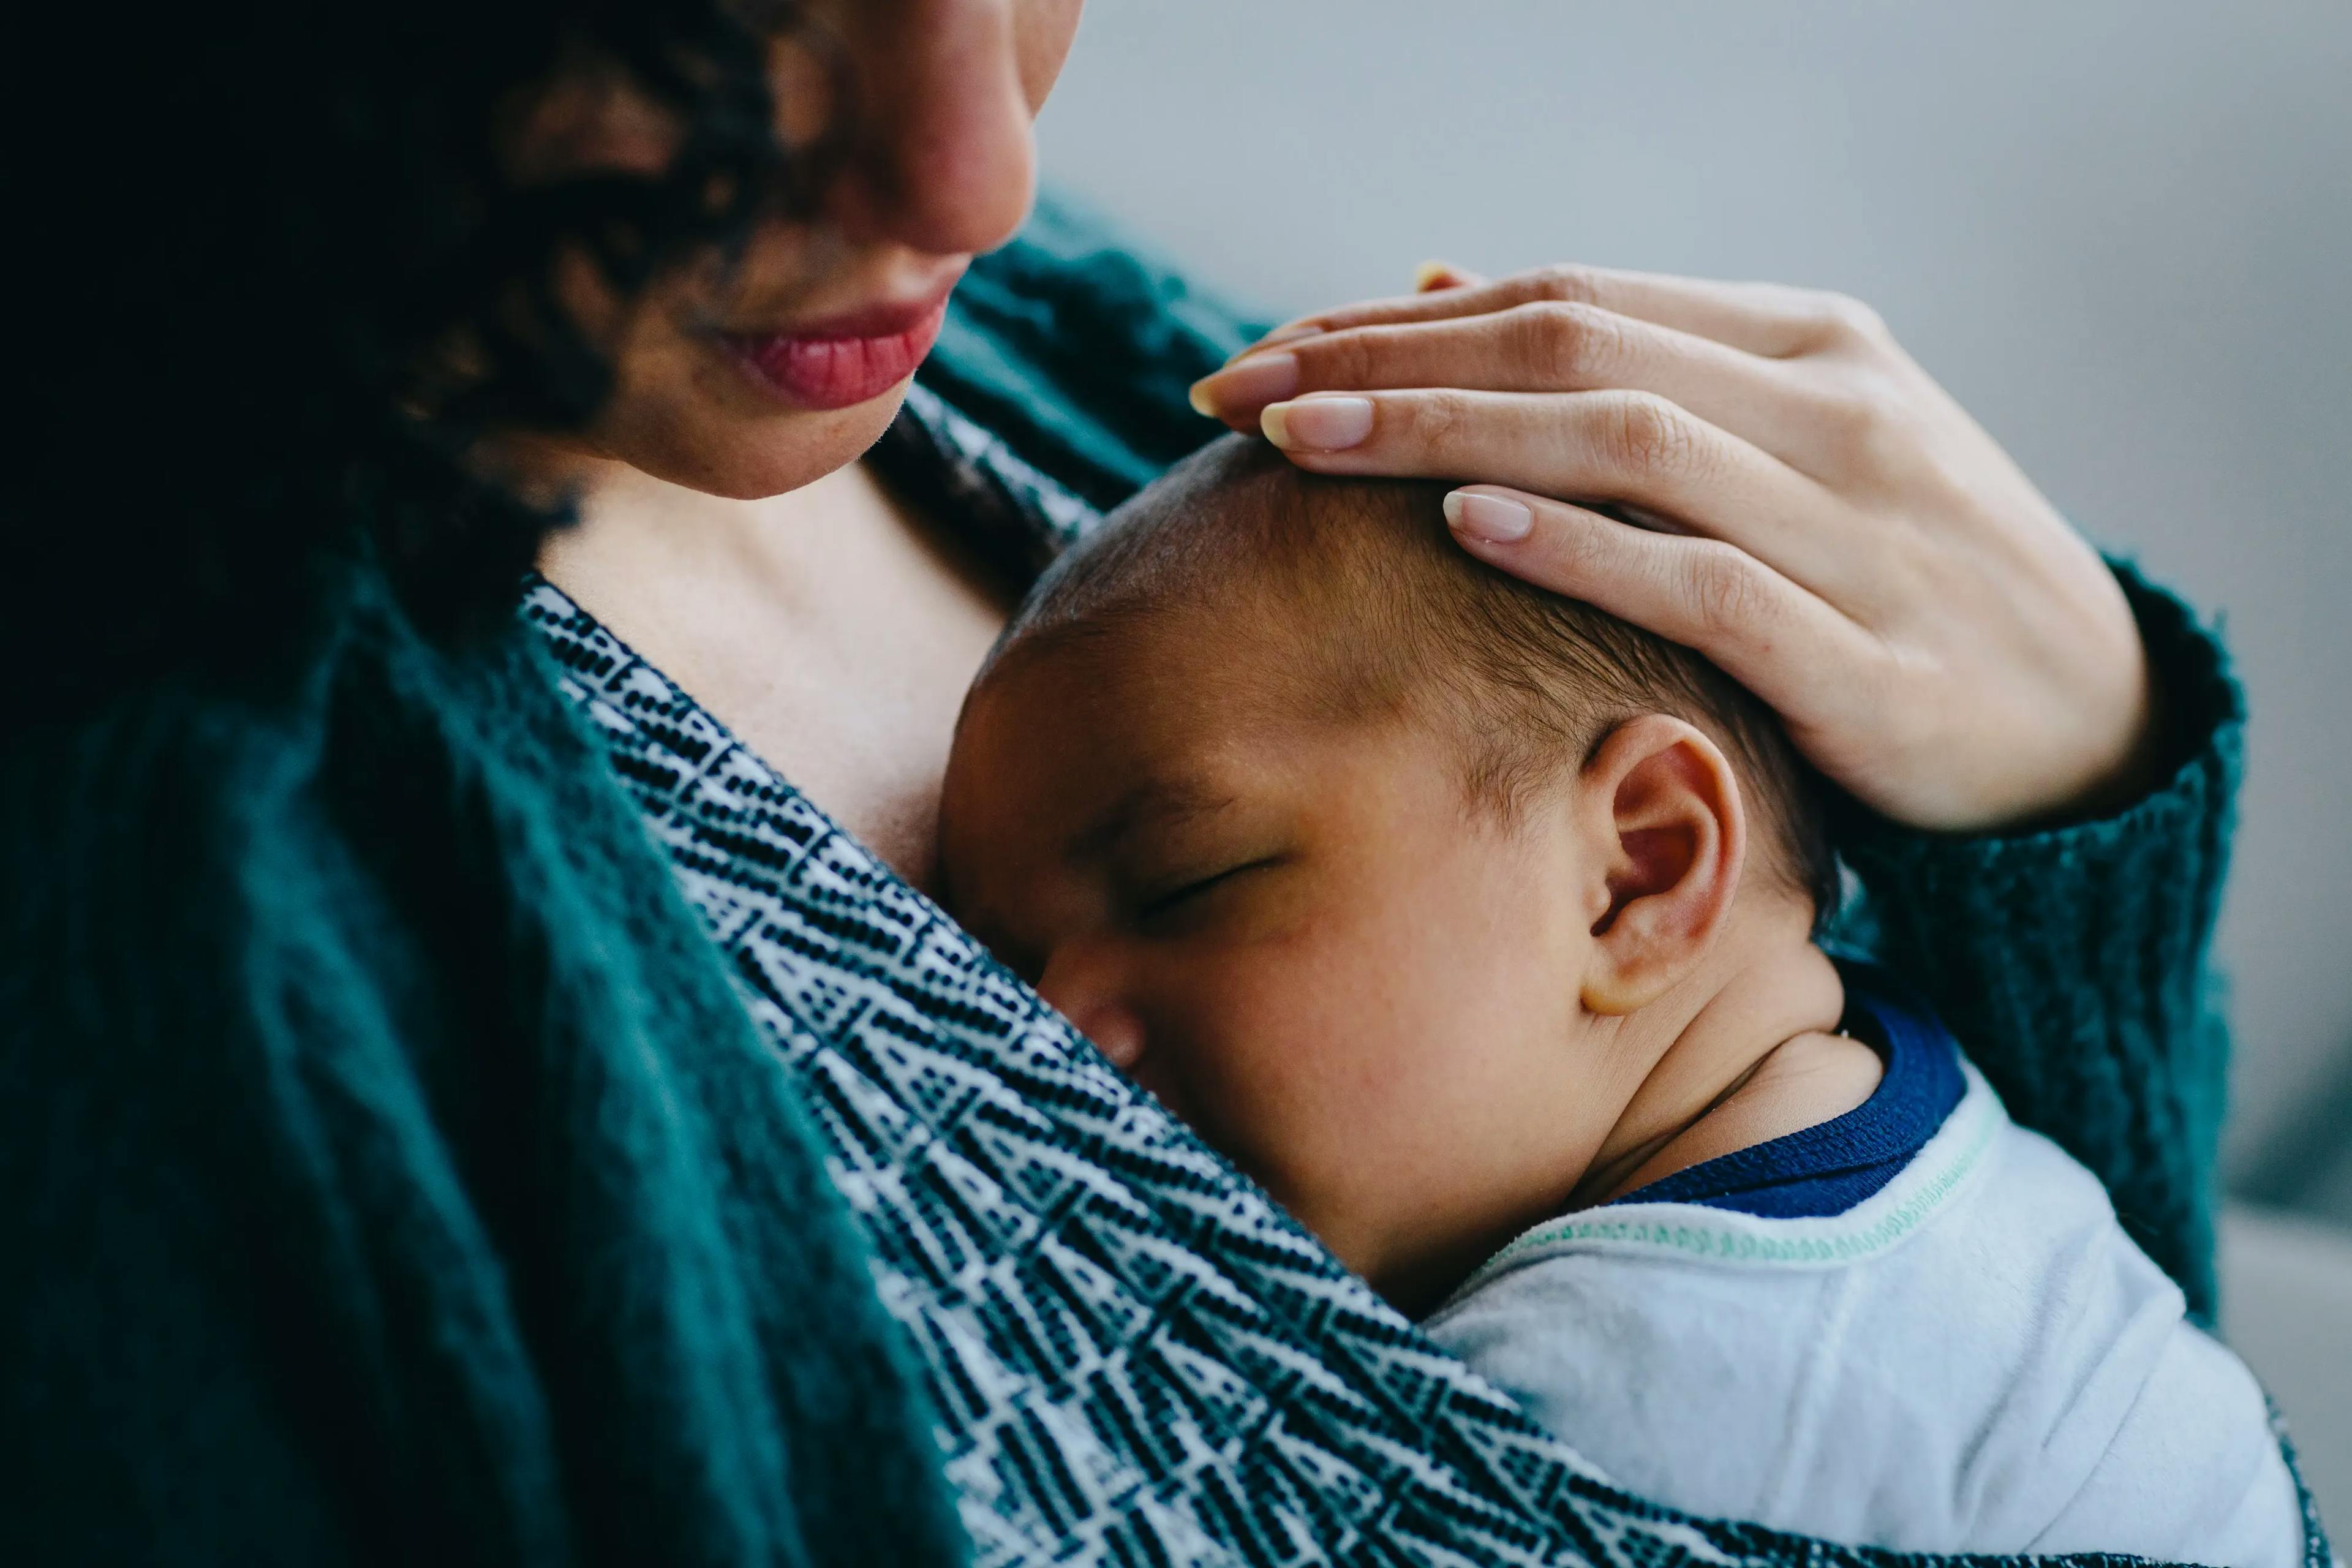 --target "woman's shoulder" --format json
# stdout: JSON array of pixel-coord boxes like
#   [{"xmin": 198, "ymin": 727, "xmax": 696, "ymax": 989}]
[
  {"xmin": 4, "ymin": 582, "xmax": 504, "ymax": 1118},
  {"xmin": 919, "ymin": 189, "xmax": 1276, "ymax": 508}
]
